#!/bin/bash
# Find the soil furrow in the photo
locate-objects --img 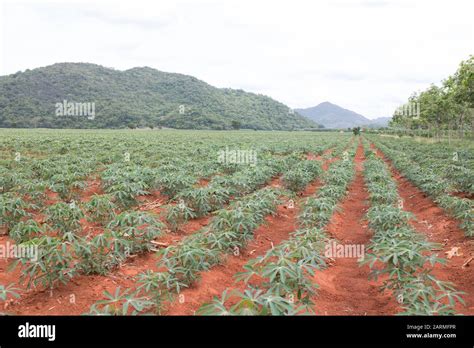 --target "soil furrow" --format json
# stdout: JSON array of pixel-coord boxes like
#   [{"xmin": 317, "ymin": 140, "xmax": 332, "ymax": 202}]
[
  {"xmin": 2, "ymin": 154, "xmax": 331, "ymax": 315},
  {"xmin": 164, "ymin": 154, "xmax": 336, "ymax": 315},
  {"xmin": 311, "ymin": 141, "xmax": 399, "ymax": 315},
  {"xmin": 370, "ymin": 143, "xmax": 474, "ymax": 314}
]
